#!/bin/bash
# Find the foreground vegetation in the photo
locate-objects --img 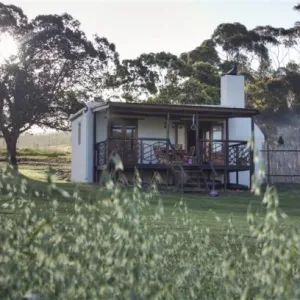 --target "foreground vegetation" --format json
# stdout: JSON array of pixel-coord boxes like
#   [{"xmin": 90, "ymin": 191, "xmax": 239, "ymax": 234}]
[{"xmin": 0, "ymin": 161, "xmax": 300, "ymax": 299}]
